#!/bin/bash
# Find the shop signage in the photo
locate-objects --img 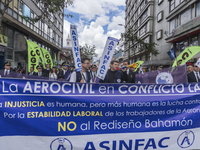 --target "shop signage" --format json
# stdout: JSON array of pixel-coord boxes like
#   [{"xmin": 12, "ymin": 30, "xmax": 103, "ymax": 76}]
[
  {"xmin": 0, "ymin": 34, "xmax": 8, "ymax": 47},
  {"xmin": 173, "ymin": 15, "xmax": 200, "ymax": 36}
]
